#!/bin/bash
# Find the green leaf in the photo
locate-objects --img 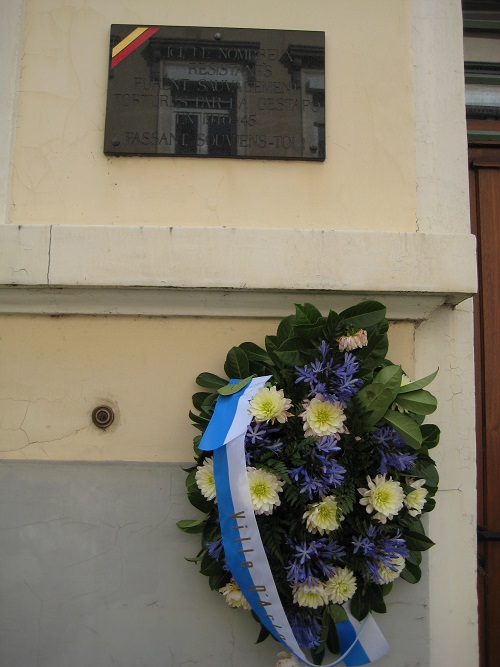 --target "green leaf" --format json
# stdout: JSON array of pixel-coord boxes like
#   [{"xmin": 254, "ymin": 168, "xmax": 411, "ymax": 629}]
[
  {"xmin": 350, "ymin": 589, "xmax": 370, "ymax": 621},
  {"xmin": 200, "ymin": 551, "xmax": 226, "ymax": 577},
  {"xmin": 189, "ymin": 410, "xmax": 210, "ymax": 426},
  {"xmin": 366, "ymin": 585, "xmax": 386, "ymax": 614},
  {"xmin": 274, "ymin": 337, "xmax": 312, "ymax": 366},
  {"xmin": 395, "ymin": 389, "xmax": 437, "ymax": 415},
  {"xmin": 255, "ymin": 624, "xmax": 270, "ymax": 644},
  {"xmin": 402, "ymin": 529, "xmax": 435, "ymax": 552},
  {"xmin": 358, "ymin": 318, "xmax": 389, "ymax": 364},
  {"xmin": 294, "ymin": 303, "xmax": 323, "ymax": 326},
  {"xmin": 310, "ymin": 644, "xmax": 325, "ymax": 666},
  {"xmin": 196, "ymin": 372, "xmax": 227, "ymax": 389},
  {"xmin": 409, "ymin": 459, "xmax": 439, "ymax": 488},
  {"xmin": 421, "ymin": 424, "xmax": 440, "ymax": 450},
  {"xmin": 218, "ymin": 376, "xmax": 254, "ymax": 395},
  {"xmin": 239, "ymin": 341, "xmax": 272, "ymax": 364},
  {"xmin": 398, "ymin": 369, "xmax": 438, "ymax": 394},
  {"xmin": 185, "ymin": 468, "xmax": 197, "ymax": 489},
  {"xmin": 323, "ymin": 607, "xmax": 342, "ymax": 654},
  {"xmin": 192, "ymin": 392, "xmax": 211, "ymax": 410},
  {"xmin": 424, "ymin": 497, "xmax": 436, "ymax": 512},
  {"xmin": 381, "ymin": 582, "xmax": 393, "ymax": 596},
  {"xmin": 176, "ymin": 514, "xmax": 209, "ymax": 533},
  {"xmin": 374, "ymin": 365, "xmax": 403, "ymax": 392},
  {"xmin": 200, "ymin": 392, "xmax": 218, "ymax": 415},
  {"xmin": 325, "ymin": 603, "xmax": 348, "ymax": 624},
  {"xmin": 264, "ymin": 335, "xmax": 279, "ymax": 361},
  {"xmin": 357, "ymin": 383, "xmax": 396, "ymax": 427},
  {"xmin": 185, "ymin": 554, "xmax": 204, "ymax": 564},
  {"xmin": 277, "ymin": 315, "xmax": 296, "ymax": 345},
  {"xmin": 325, "ymin": 309, "xmax": 339, "ymax": 331},
  {"xmin": 202, "ymin": 521, "xmax": 221, "ymax": 544},
  {"xmin": 383, "ymin": 410, "xmax": 422, "ymax": 449},
  {"xmin": 406, "ymin": 550, "xmax": 422, "ymax": 566},
  {"xmin": 224, "ymin": 347, "xmax": 250, "ymax": 379},
  {"xmin": 338, "ymin": 300, "xmax": 387, "ymax": 330},
  {"xmin": 187, "ymin": 491, "xmax": 214, "ymax": 513},
  {"xmin": 209, "ymin": 571, "xmax": 229, "ymax": 590},
  {"xmin": 401, "ymin": 561, "xmax": 422, "ymax": 584}
]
